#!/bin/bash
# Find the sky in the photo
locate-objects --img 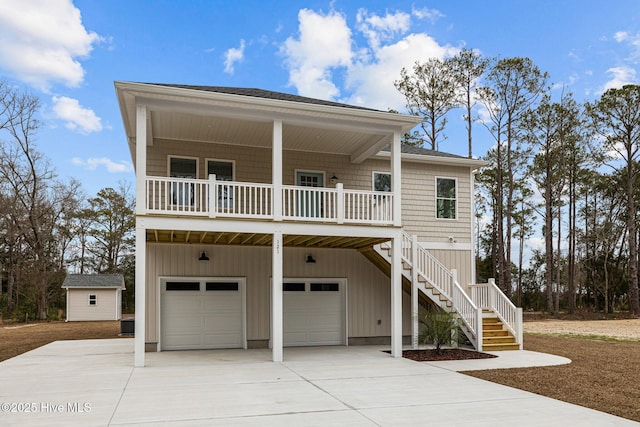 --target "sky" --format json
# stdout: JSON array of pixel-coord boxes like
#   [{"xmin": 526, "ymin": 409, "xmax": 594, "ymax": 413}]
[{"xmin": 1, "ymin": 0, "xmax": 640, "ymax": 198}]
